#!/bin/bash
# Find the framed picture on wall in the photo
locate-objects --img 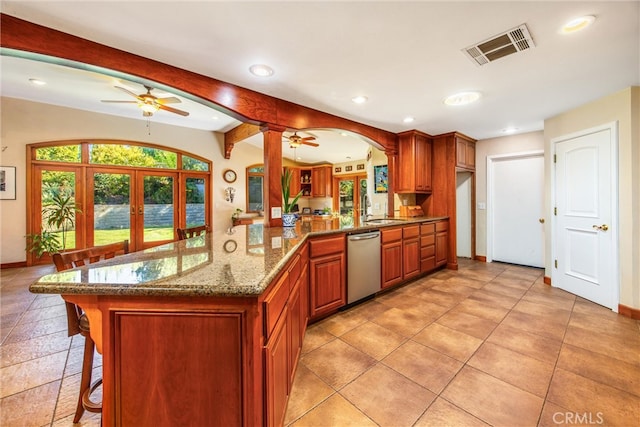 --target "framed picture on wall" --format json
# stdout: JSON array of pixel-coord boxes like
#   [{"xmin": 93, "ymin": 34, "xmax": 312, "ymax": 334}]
[
  {"xmin": 357, "ymin": 164, "xmax": 365, "ymax": 170},
  {"xmin": 374, "ymin": 165, "xmax": 388, "ymax": 193},
  {"xmin": 0, "ymin": 166, "xmax": 16, "ymax": 200},
  {"xmin": 345, "ymin": 165, "xmax": 353, "ymax": 172},
  {"xmin": 334, "ymin": 167, "xmax": 342, "ymax": 173}
]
